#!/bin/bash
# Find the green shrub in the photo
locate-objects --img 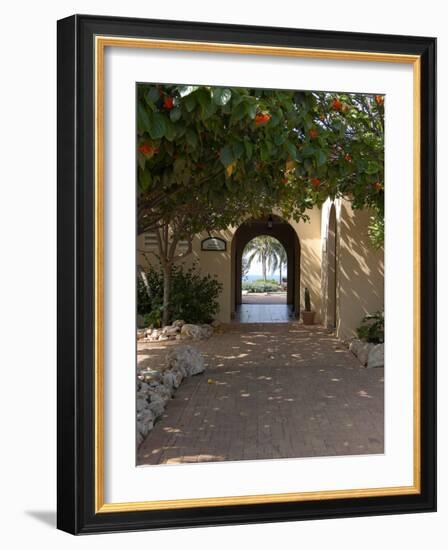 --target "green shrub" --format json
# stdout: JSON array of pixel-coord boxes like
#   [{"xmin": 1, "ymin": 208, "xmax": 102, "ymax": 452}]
[
  {"xmin": 356, "ymin": 311, "xmax": 384, "ymax": 343},
  {"xmin": 242, "ymin": 281, "xmax": 281, "ymax": 293},
  {"xmin": 137, "ymin": 263, "xmax": 222, "ymax": 326}
]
